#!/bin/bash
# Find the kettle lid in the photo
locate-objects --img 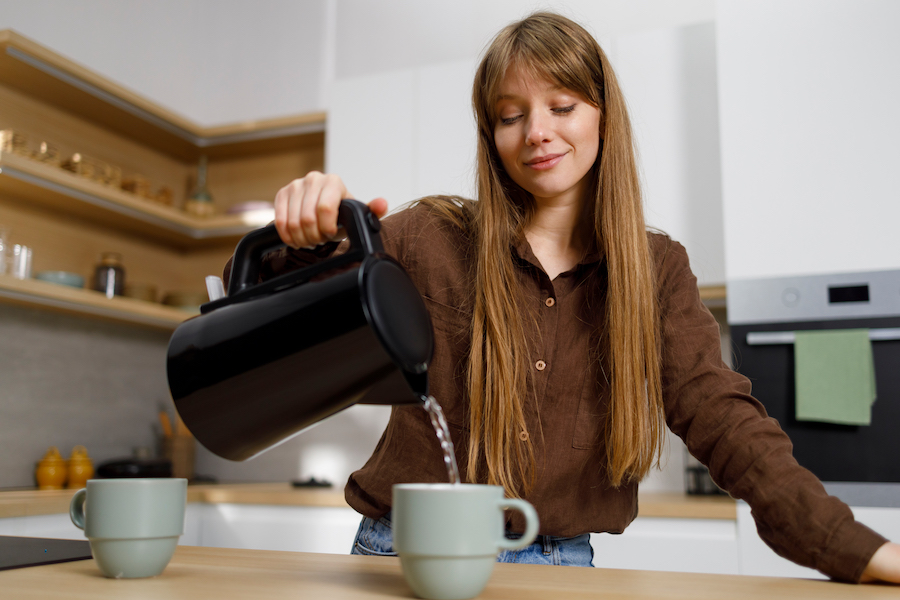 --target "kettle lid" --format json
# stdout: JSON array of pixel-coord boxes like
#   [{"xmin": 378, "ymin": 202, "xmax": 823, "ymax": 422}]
[{"xmin": 363, "ymin": 257, "xmax": 433, "ymax": 375}]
